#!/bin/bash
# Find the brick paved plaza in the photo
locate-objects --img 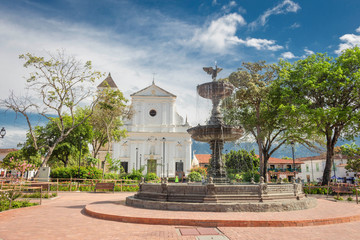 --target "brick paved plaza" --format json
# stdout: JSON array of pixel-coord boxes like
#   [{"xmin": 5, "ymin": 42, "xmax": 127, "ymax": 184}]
[{"xmin": 0, "ymin": 192, "xmax": 360, "ymax": 240}]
